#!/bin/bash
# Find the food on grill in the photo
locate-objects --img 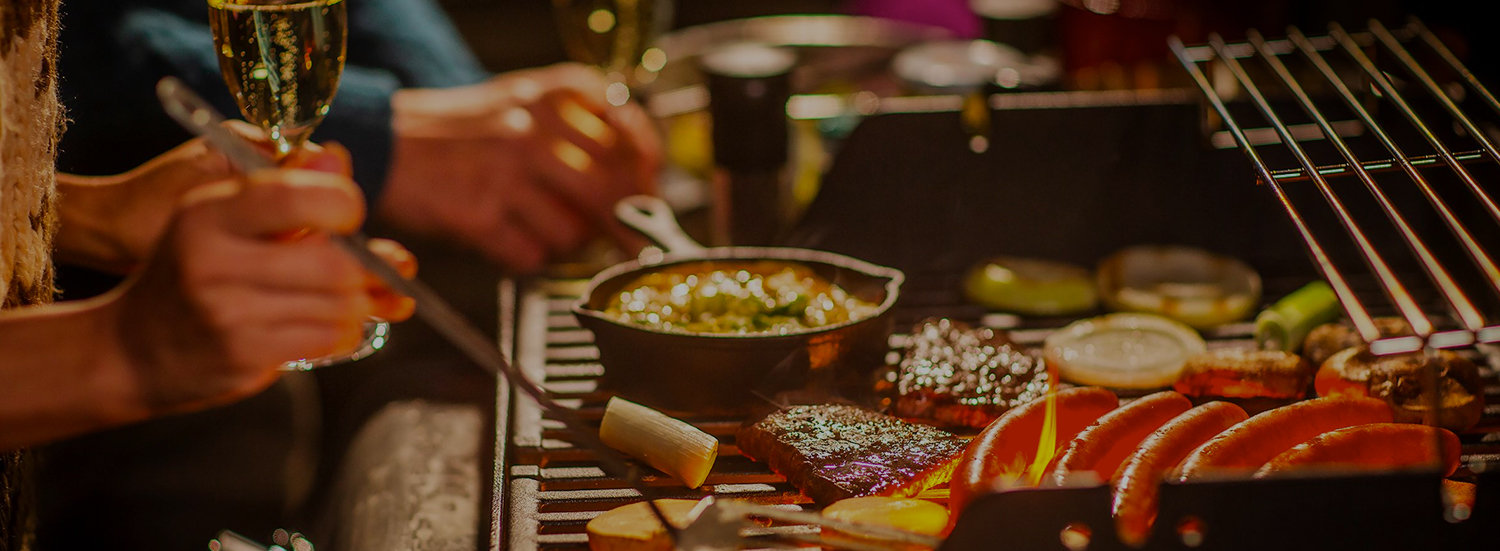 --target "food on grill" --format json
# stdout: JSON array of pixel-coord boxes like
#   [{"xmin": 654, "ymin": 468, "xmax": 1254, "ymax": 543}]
[
  {"xmin": 1317, "ymin": 347, "xmax": 1485, "ymax": 432},
  {"xmin": 604, "ymin": 260, "xmax": 880, "ymax": 334},
  {"xmin": 892, "ymin": 319, "xmax": 1050, "ymax": 429},
  {"xmin": 1254, "ymin": 423, "xmax": 1461, "ymax": 478},
  {"xmin": 1444, "ymin": 480, "xmax": 1477, "ymax": 513},
  {"xmin": 1112, "ymin": 401, "xmax": 1248, "ymax": 547},
  {"xmin": 586, "ymin": 499, "xmax": 702, "ymax": 551},
  {"xmin": 1176, "ymin": 396, "xmax": 1392, "ymax": 481},
  {"xmin": 1253, "ymin": 281, "xmax": 1340, "ymax": 352},
  {"xmin": 1049, "ymin": 391, "xmax": 1192, "ymax": 487},
  {"xmin": 950, "ymin": 387, "xmax": 1118, "ymax": 519},
  {"xmin": 1043, "ymin": 313, "xmax": 1206, "ymax": 389},
  {"xmin": 1301, "ymin": 317, "xmax": 1411, "ymax": 368},
  {"xmin": 1095, "ymin": 245, "xmax": 1261, "ymax": 329},
  {"xmin": 963, "ymin": 257, "xmax": 1097, "ymax": 316},
  {"xmin": 821, "ymin": 496, "xmax": 949, "ymax": 537},
  {"xmin": 1172, "ymin": 349, "xmax": 1314, "ymax": 411},
  {"xmin": 737, "ymin": 404, "xmax": 967, "ymax": 505},
  {"xmin": 600, "ymin": 397, "xmax": 719, "ymax": 489}
]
